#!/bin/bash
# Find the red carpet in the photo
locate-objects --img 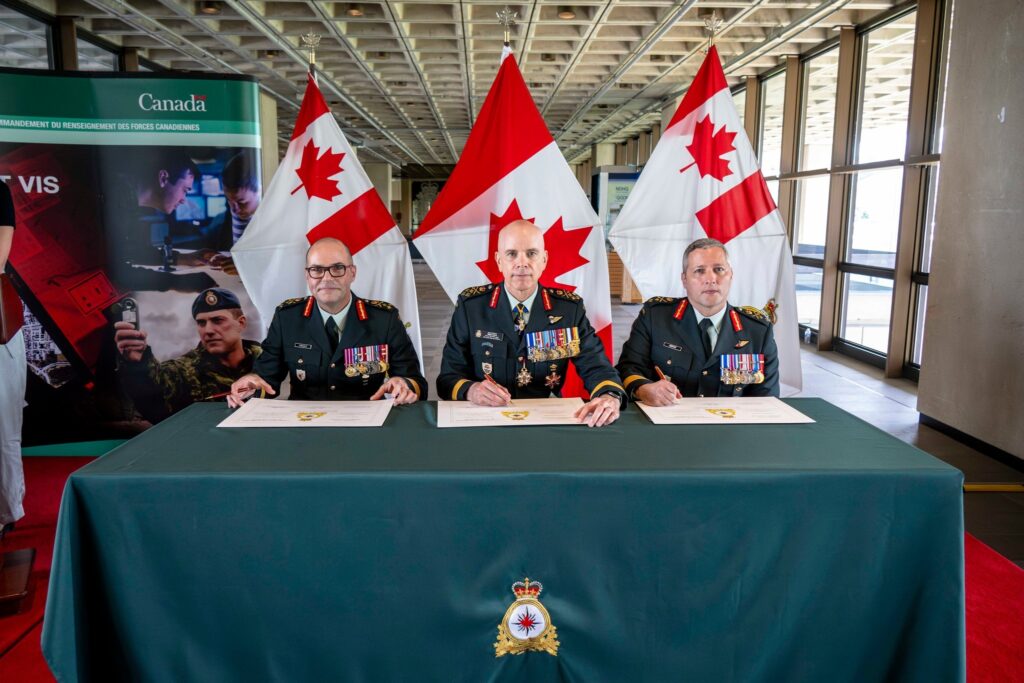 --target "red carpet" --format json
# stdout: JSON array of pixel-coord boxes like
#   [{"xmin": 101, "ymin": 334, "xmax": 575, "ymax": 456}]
[
  {"xmin": 0, "ymin": 456, "xmax": 93, "ymax": 682},
  {"xmin": 2, "ymin": 457, "xmax": 1023, "ymax": 681}
]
